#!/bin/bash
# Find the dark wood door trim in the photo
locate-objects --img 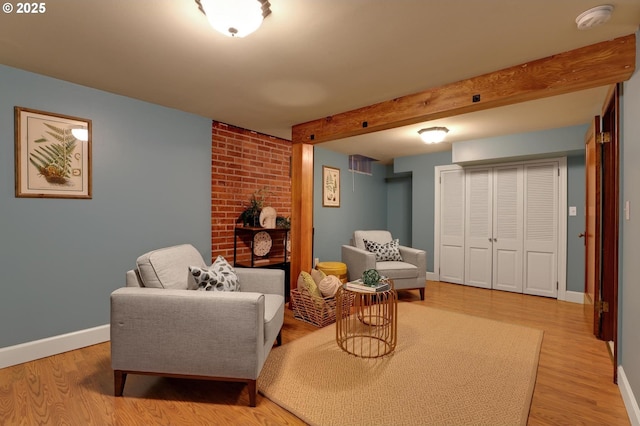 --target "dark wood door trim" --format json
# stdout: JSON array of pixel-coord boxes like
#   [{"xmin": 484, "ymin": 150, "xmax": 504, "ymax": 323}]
[
  {"xmin": 584, "ymin": 117, "xmax": 601, "ymax": 337},
  {"xmin": 600, "ymin": 84, "xmax": 620, "ymax": 383}
]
